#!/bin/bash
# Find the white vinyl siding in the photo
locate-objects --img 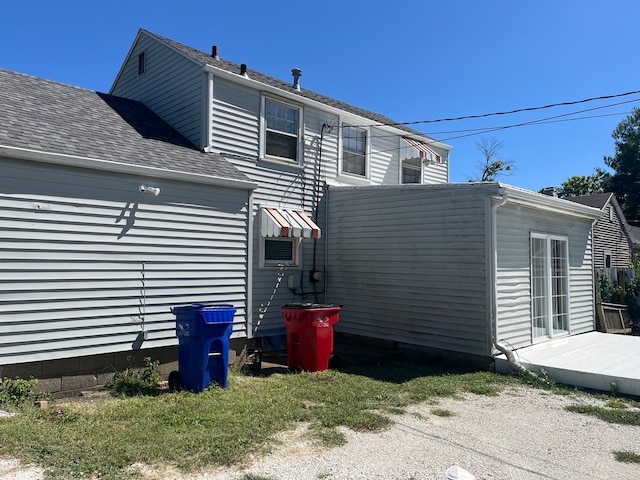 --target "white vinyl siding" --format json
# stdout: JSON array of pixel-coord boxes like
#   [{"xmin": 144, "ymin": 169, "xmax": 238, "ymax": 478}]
[
  {"xmin": 0, "ymin": 157, "xmax": 250, "ymax": 364},
  {"xmin": 327, "ymin": 184, "xmax": 490, "ymax": 357},
  {"xmin": 495, "ymin": 203, "xmax": 595, "ymax": 349},
  {"xmin": 110, "ymin": 33, "xmax": 205, "ymax": 148}
]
